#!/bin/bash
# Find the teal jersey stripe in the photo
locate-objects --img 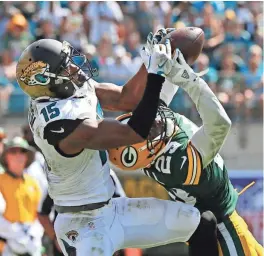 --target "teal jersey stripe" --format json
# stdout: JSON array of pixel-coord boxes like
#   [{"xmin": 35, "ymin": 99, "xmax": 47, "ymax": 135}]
[
  {"xmin": 97, "ymin": 100, "xmax": 106, "ymax": 166},
  {"xmin": 96, "ymin": 101, "xmax": 104, "ymax": 120},
  {"xmin": 99, "ymin": 150, "xmax": 107, "ymax": 166}
]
